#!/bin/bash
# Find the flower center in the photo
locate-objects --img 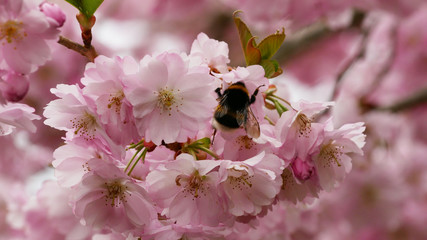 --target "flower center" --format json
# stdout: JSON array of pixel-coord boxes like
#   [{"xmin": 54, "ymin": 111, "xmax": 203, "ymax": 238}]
[
  {"xmin": 157, "ymin": 87, "xmax": 175, "ymax": 108},
  {"xmin": 227, "ymin": 167, "xmax": 253, "ymax": 190},
  {"xmin": 295, "ymin": 113, "xmax": 312, "ymax": 137},
  {"xmin": 318, "ymin": 142, "xmax": 344, "ymax": 167},
  {"xmin": 103, "ymin": 180, "xmax": 128, "ymax": 207},
  {"xmin": 0, "ymin": 20, "xmax": 26, "ymax": 44},
  {"xmin": 107, "ymin": 90, "xmax": 125, "ymax": 113},
  {"xmin": 70, "ymin": 111, "xmax": 98, "ymax": 140},
  {"xmin": 236, "ymin": 136, "xmax": 255, "ymax": 150},
  {"xmin": 175, "ymin": 170, "xmax": 207, "ymax": 199}
]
